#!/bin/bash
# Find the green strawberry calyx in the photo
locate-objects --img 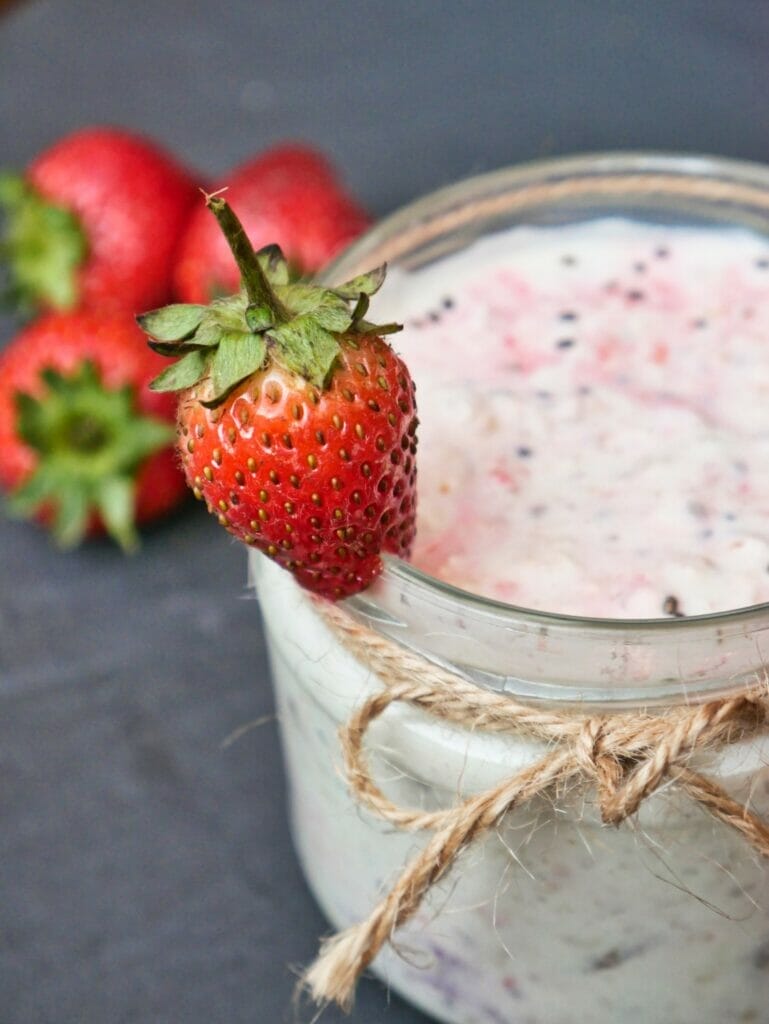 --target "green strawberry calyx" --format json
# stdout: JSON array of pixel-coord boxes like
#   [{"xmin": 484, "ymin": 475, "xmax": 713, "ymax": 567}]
[
  {"xmin": 140, "ymin": 194, "xmax": 400, "ymax": 407},
  {"xmin": 9, "ymin": 361, "xmax": 174, "ymax": 551},
  {"xmin": 0, "ymin": 173, "xmax": 88, "ymax": 313}
]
